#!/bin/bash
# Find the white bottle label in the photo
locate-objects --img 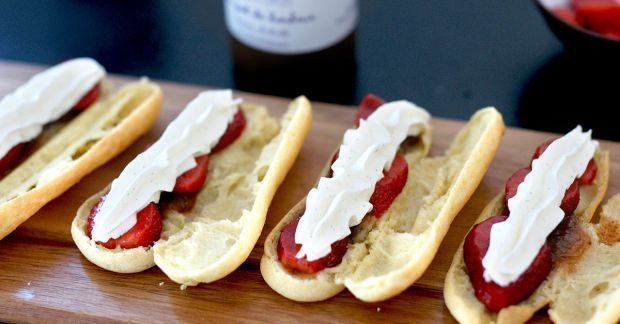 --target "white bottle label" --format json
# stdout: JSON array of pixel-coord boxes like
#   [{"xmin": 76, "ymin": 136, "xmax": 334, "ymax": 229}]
[{"xmin": 224, "ymin": 0, "xmax": 358, "ymax": 55}]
